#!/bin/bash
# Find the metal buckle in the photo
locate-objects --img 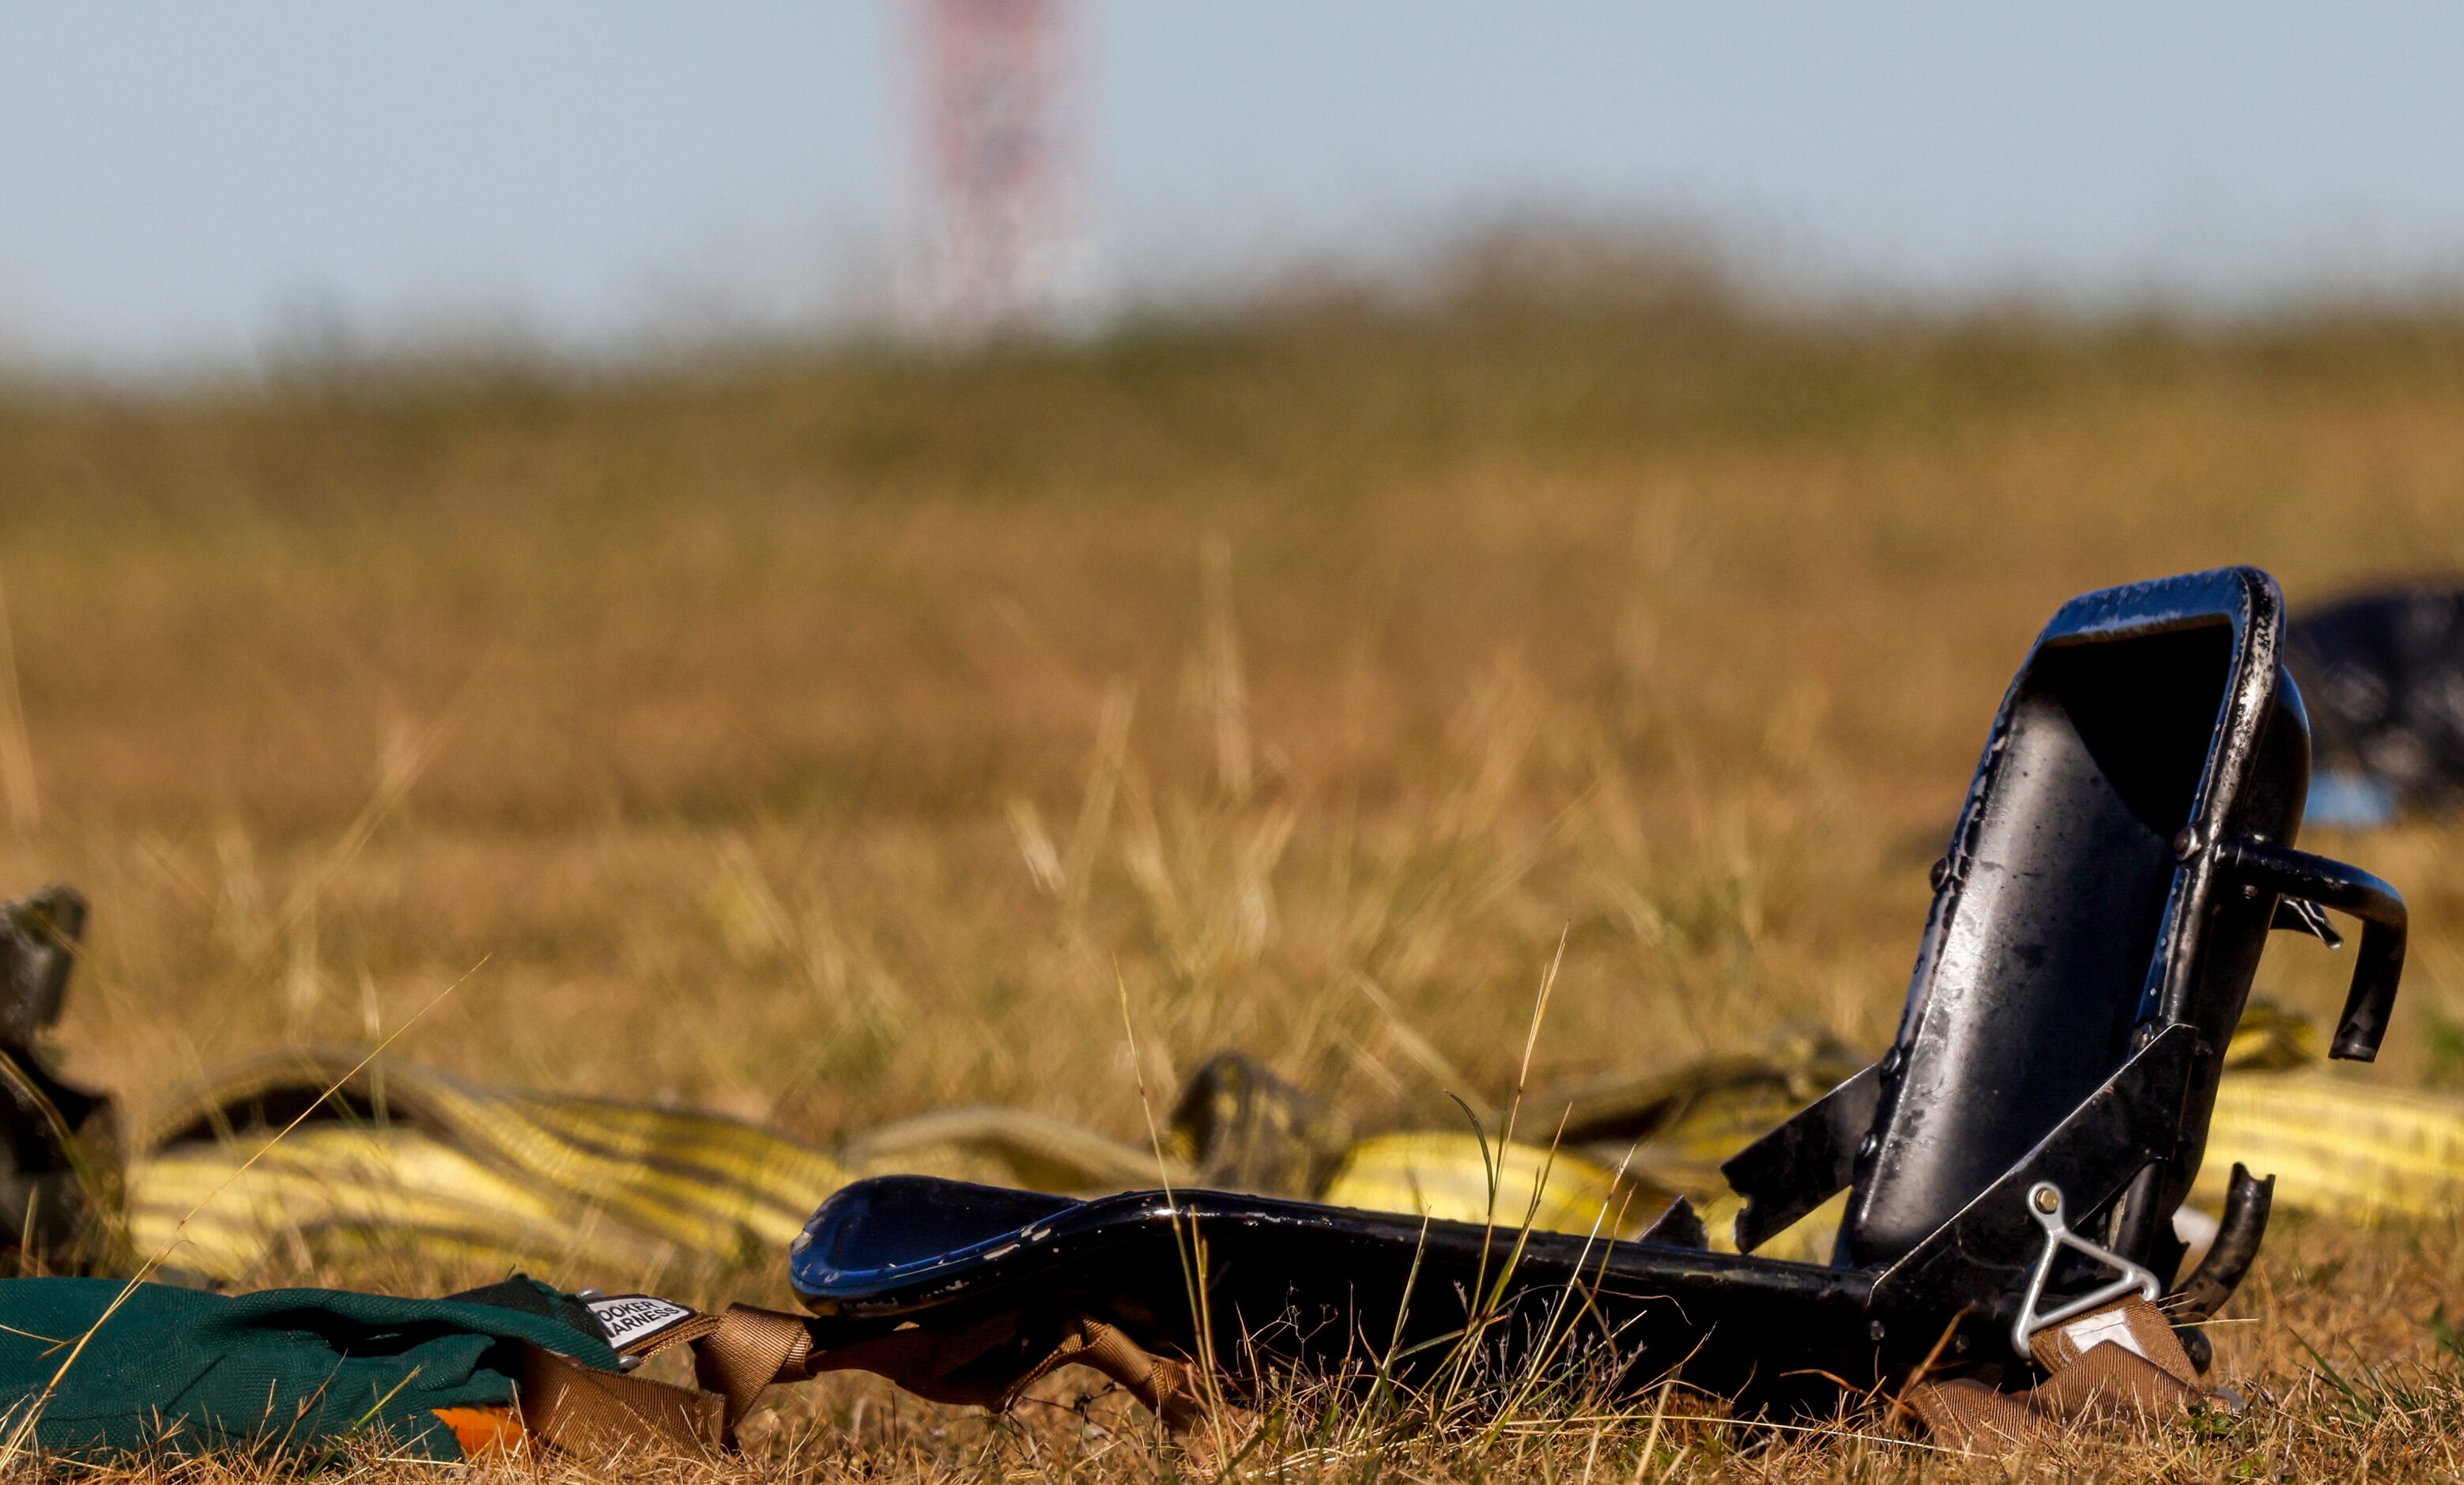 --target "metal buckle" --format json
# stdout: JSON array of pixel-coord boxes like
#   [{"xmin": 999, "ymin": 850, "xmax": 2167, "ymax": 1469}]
[{"xmin": 2009, "ymin": 1181, "xmax": 2163, "ymax": 1360}]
